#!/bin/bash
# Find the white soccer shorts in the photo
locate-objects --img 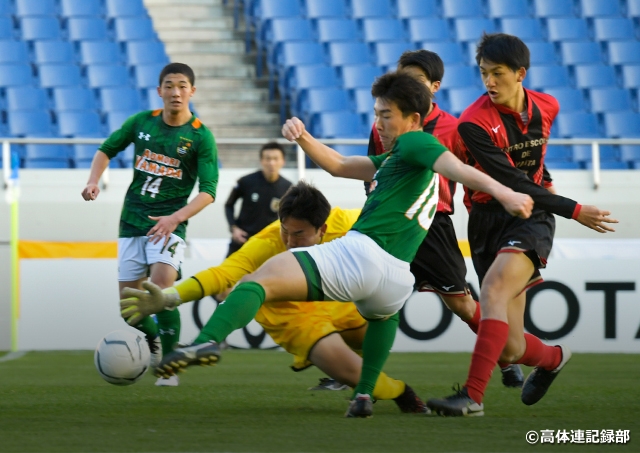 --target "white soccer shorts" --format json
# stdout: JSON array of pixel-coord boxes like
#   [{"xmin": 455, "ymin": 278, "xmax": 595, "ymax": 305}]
[{"xmin": 118, "ymin": 234, "xmax": 186, "ymax": 281}]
